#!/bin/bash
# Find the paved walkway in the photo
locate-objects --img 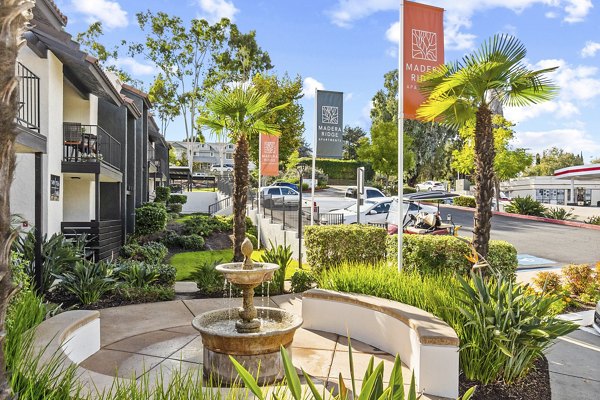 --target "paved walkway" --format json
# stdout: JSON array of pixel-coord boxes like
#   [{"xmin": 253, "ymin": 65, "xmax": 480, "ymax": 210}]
[{"xmin": 81, "ymin": 295, "xmax": 432, "ymax": 397}]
